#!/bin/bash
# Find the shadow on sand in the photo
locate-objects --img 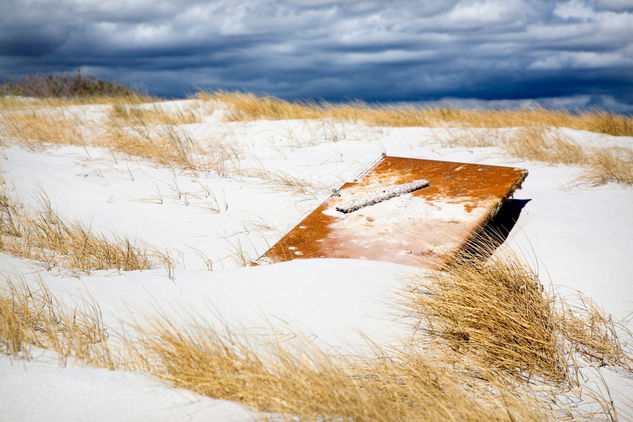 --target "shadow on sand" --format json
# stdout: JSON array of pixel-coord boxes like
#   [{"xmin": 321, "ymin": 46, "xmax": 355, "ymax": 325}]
[{"xmin": 458, "ymin": 198, "xmax": 531, "ymax": 262}]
